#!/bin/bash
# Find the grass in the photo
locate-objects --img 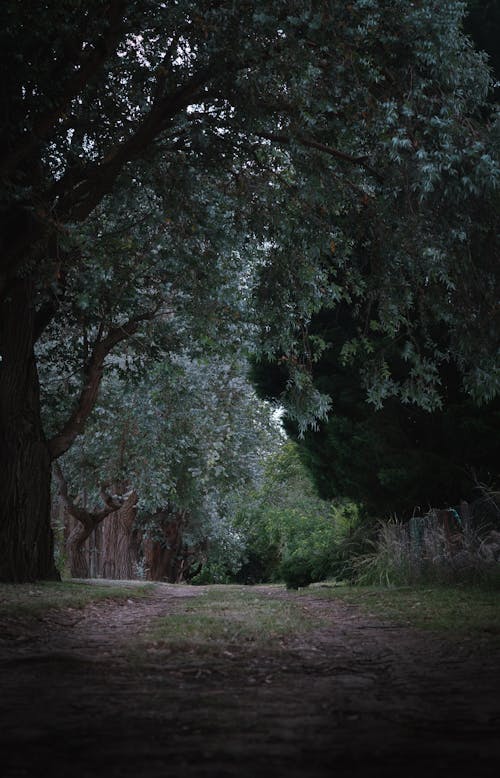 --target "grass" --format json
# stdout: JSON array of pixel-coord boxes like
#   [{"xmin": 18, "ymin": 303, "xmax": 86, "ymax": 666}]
[
  {"xmin": 4, "ymin": 578, "xmax": 497, "ymax": 651},
  {"xmin": 0, "ymin": 580, "xmax": 153, "ymax": 617},
  {"xmin": 148, "ymin": 587, "xmax": 320, "ymax": 654},
  {"xmin": 306, "ymin": 584, "xmax": 500, "ymax": 641}
]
